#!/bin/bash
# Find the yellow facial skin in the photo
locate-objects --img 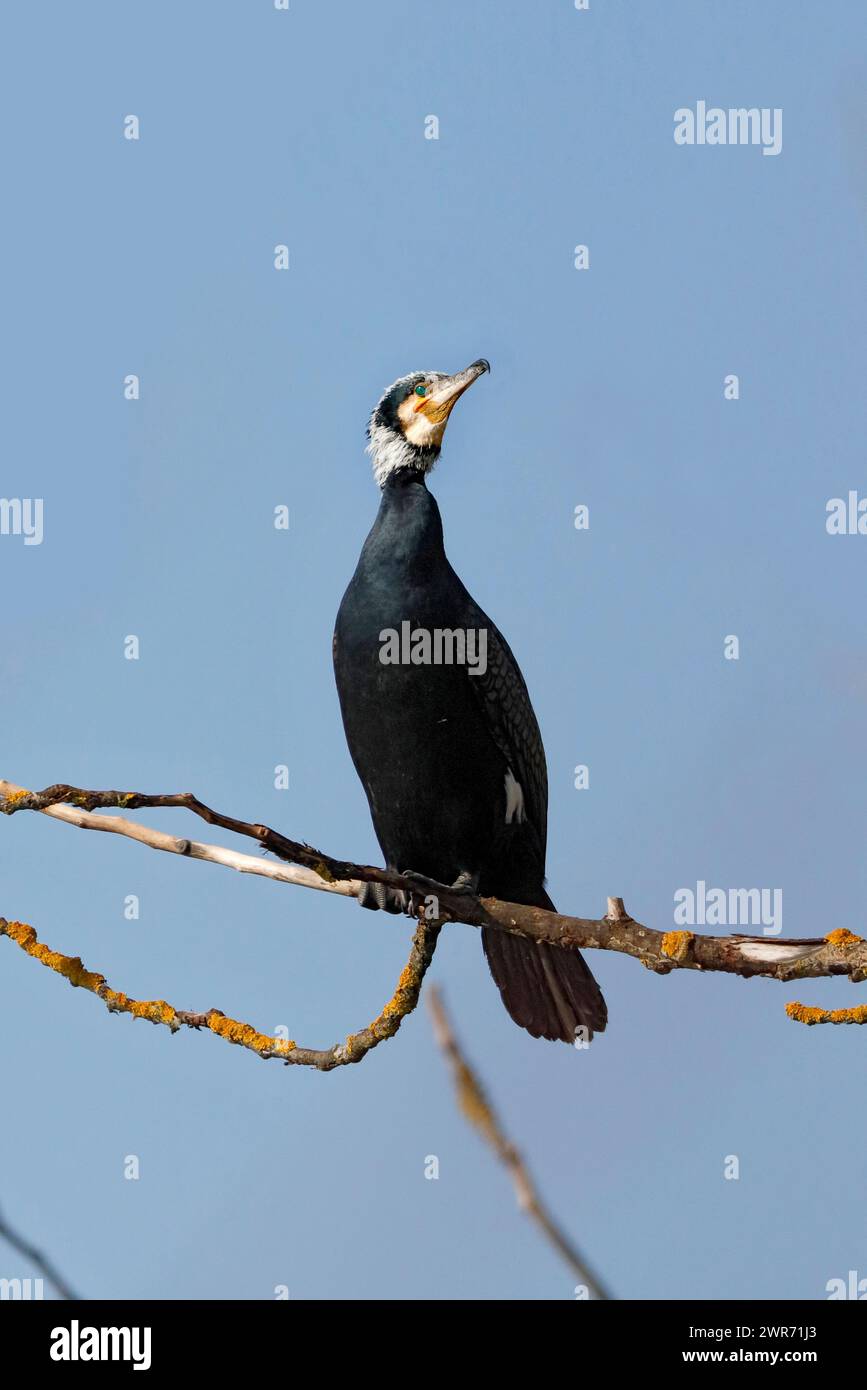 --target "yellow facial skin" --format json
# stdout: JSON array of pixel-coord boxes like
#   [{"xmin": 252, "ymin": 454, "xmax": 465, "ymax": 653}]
[
  {"xmin": 397, "ymin": 360, "xmax": 490, "ymax": 449},
  {"xmin": 397, "ymin": 391, "xmax": 449, "ymax": 448}
]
